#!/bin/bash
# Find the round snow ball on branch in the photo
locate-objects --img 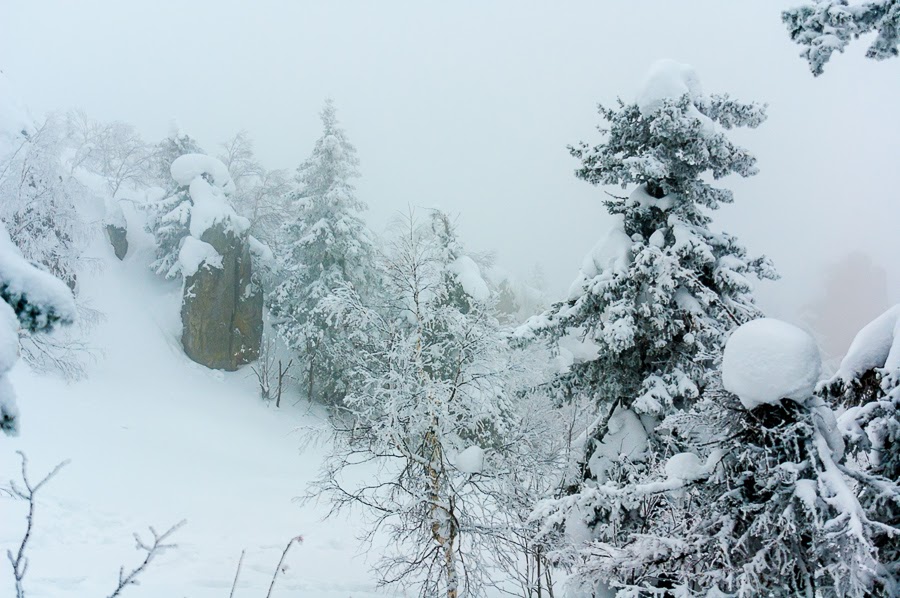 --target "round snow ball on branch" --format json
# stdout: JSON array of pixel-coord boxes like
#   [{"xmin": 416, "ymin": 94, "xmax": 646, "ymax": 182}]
[
  {"xmin": 722, "ymin": 318, "xmax": 821, "ymax": 410},
  {"xmin": 454, "ymin": 446, "xmax": 485, "ymax": 474}
]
